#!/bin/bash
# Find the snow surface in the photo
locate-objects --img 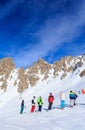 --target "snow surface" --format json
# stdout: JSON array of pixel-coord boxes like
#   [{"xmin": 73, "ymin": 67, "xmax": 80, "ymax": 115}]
[{"xmin": 0, "ymin": 68, "xmax": 85, "ymax": 130}]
